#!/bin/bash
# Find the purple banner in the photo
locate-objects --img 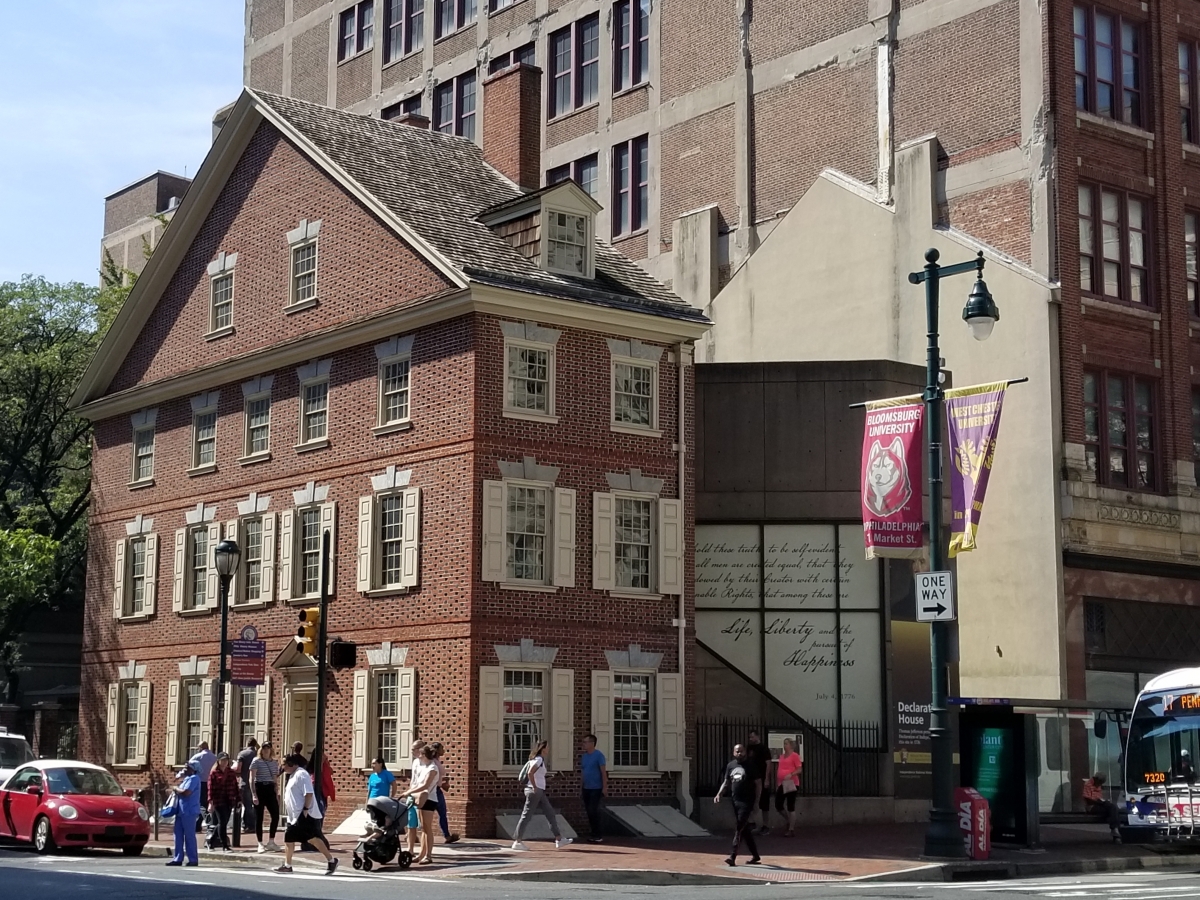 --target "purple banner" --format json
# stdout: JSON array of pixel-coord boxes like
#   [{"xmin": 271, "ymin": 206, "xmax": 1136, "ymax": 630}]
[{"xmin": 946, "ymin": 382, "xmax": 1007, "ymax": 558}]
